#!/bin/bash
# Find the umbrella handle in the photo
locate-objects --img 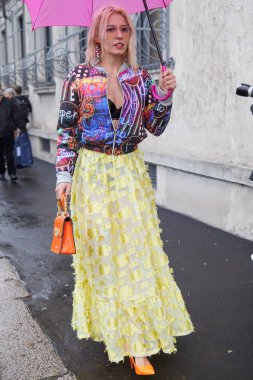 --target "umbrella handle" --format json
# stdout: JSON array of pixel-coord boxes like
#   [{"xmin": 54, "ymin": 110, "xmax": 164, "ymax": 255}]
[{"xmin": 151, "ymin": 65, "xmax": 173, "ymax": 101}]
